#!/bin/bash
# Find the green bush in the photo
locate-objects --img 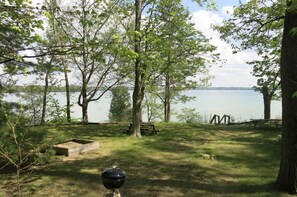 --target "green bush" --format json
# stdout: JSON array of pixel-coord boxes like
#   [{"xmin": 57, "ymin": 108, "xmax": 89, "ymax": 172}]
[
  {"xmin": 47, "ymin": 95, "xmax": 68, "ymax": 124},
  {"xmin": 108, "ymin": 86, "xmax": 132, "ymax": 122},
  {"xmin": 0, "ymin": 109, "xmax": 56, "ymax": 196},
  {"xmin": 176, "ymin": 108, "xmax": 203, "ymax": 124}
]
